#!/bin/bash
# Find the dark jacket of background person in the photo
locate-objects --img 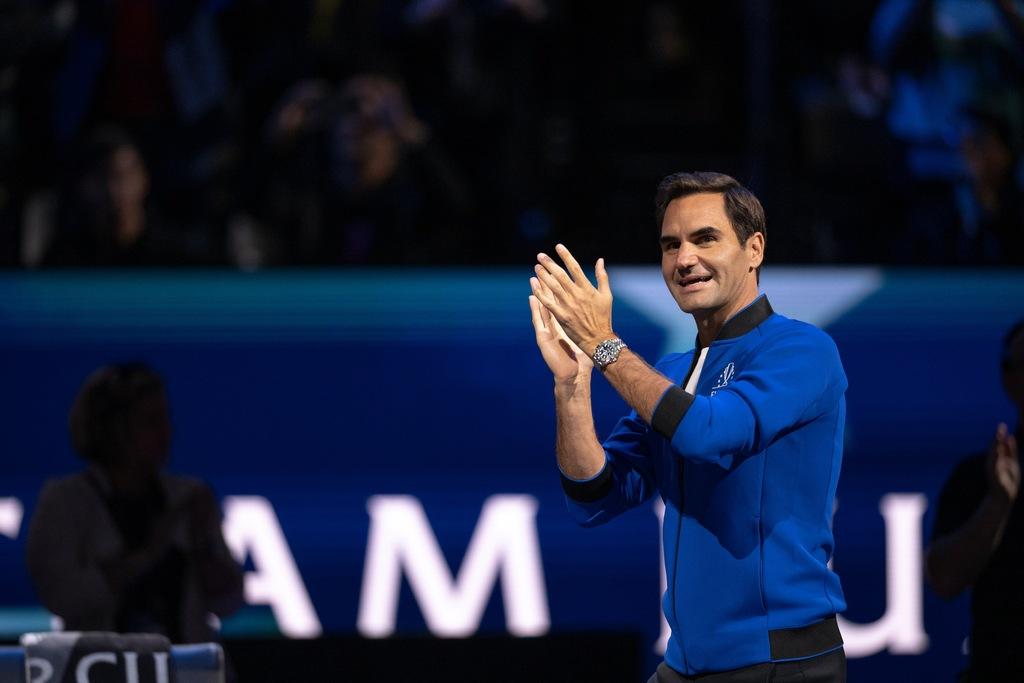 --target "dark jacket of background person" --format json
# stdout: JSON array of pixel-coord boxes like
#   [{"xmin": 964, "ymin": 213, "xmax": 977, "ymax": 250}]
[
  {"xmin": 927, "ymin": 321, "xmax": 1024, "ymax": 680},
  {"xmin": 25, "ymin": 364, "xmax": 243, "ymax": 643},
  {"xmin": 930, "ymin": 442, "xmax": 1023, "ymax": 679}
]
